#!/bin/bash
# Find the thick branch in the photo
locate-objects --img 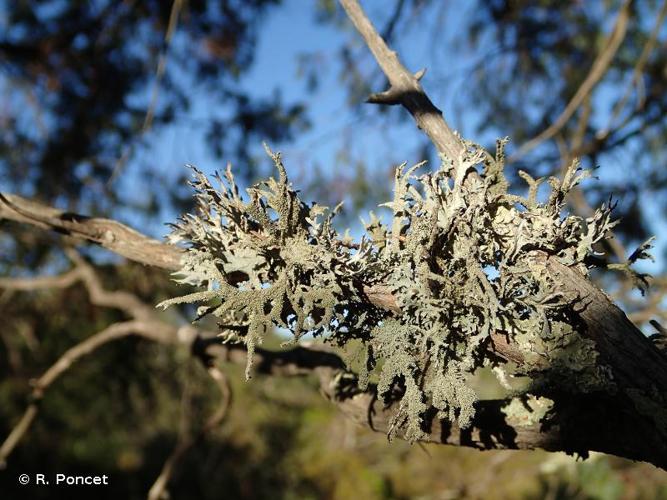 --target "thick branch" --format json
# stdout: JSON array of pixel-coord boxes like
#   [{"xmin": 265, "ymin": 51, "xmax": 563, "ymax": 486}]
[
  {"xmin": 4, "ymin": 253, "xmax": 667, "ymax": 468},
  {"xmin": 3, "ymin": 1, "xmax": 667, "ymax": 465},
  {"xmin": 337, "ymin": 0, "xmax": 667, "ymax": 469},
  {"xmin": 321, "ymin": 379, "xmax": 667, "ymax": 467}
]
